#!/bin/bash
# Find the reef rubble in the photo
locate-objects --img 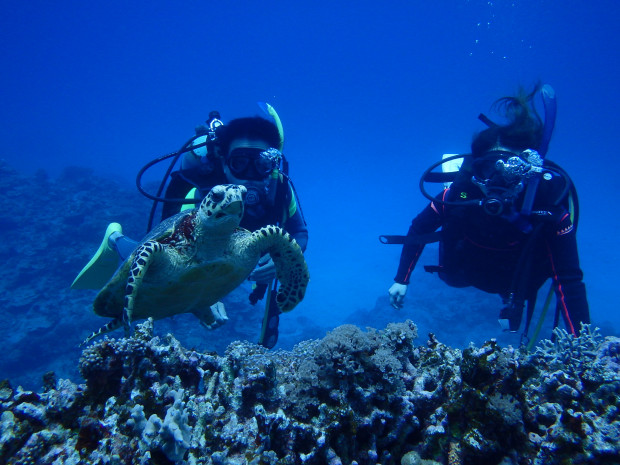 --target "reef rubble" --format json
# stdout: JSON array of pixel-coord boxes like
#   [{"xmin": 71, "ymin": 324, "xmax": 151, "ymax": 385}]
[{"xmin": 0, "ymin": 320, "xmax": 618, "ymax": 465}]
